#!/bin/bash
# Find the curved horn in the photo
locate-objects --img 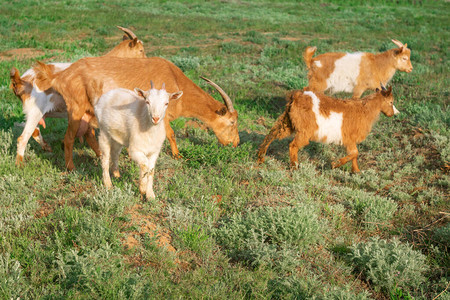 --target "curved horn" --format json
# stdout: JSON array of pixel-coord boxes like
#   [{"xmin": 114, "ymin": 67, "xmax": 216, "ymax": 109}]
[
  {"xmin": 391, "ymin": 39, "xmax": 404, "ymax": 48},
  {"xmin": 200, "ymin": 76, "xmax": 235, "ymax": 113},
  {"xmin": 117, "ymin": 26, "xmax": 137, "ymax": 40},
  {"xmin": 150, "ymin": 80, "xmax": 154, "ymax": 89}
]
